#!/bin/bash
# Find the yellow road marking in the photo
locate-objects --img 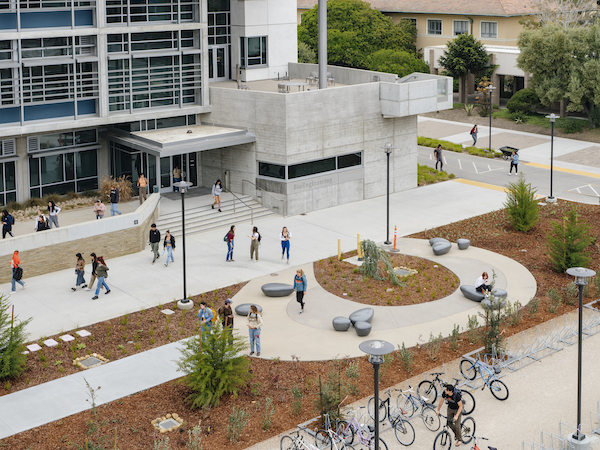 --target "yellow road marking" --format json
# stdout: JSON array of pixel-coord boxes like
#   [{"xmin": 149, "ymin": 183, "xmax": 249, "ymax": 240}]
[
  {"xmin": 452, "ymin": 178, "xmax": 544, "ymax": 199},
  {"xmin": 525, "ymin": 162, "xmax": 600, "ymax": 179}
]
